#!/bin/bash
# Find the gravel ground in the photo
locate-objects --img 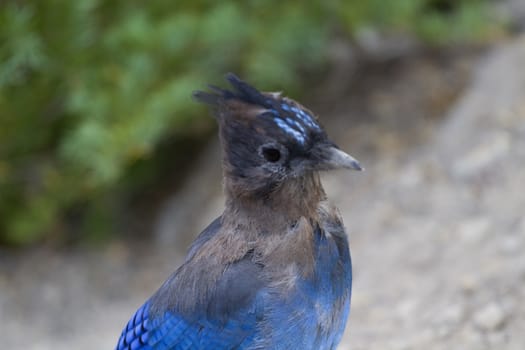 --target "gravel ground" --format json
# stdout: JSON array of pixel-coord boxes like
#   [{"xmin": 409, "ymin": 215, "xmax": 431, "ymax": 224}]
[
  {"xmin": 1, "ymin": 36, "xmax": 524, "ymax": 349},
  {"xmin": 338, "ymin": 36, "xmax": 525, "ymax": 349}
]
